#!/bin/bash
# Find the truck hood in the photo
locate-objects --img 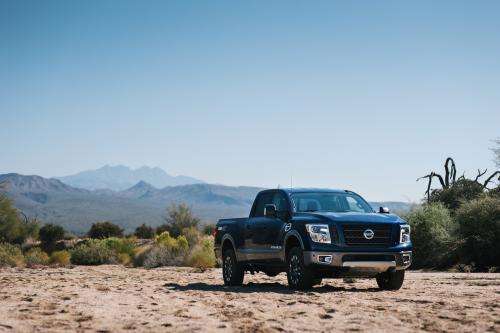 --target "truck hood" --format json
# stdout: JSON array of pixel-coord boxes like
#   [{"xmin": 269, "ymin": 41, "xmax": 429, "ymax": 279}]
[{"xmin": 295, "ymin": 211, "xmax": 405, "ymax": 224}]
